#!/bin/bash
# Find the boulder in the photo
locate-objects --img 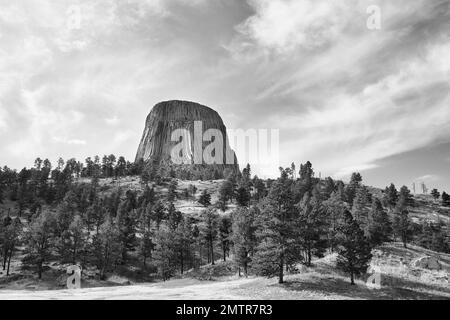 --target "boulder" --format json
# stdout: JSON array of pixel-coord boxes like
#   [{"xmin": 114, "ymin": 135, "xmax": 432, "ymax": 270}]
[{"xmin": 411, "ymin": 256, "xmax": 442, "ymax": 270}]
